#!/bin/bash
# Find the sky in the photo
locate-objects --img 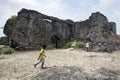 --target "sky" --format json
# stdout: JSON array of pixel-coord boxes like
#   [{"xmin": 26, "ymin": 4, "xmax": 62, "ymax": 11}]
[{"xmin": 0, "ymin": 0, "xmax": 120, "ymax": 37}]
